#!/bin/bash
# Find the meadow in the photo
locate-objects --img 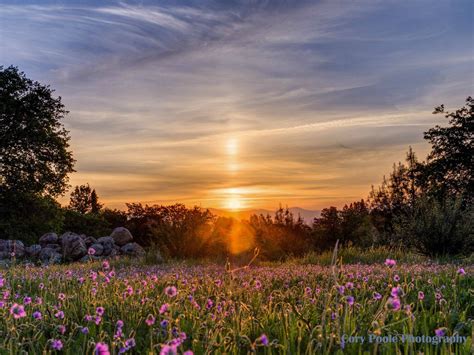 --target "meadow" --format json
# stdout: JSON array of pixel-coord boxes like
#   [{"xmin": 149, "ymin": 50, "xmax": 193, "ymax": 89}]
[{"xmin": 0, "ymin": 253, "xmax": 472, "ymax": 355}]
